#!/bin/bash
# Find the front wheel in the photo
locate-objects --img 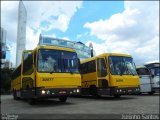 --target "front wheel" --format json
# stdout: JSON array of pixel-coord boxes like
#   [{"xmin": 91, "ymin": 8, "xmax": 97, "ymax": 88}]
[
  {"xmin": 28, "ymin": 98, "xmax": 36, "ymax": 105},
  {"xmin": 89, "ymin": 86, "xmax": 99, "ymax": 97},
  {"xmin": 13, "ymin": 90, "xmax": 18, "ymax": 100},
  {"xmin": 114, "ymin": 94, "xmax": 121, "ymax": 98},
  {"xmin": 59, "ymin": 96, "xmax": 67, "ymax": 102}
]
